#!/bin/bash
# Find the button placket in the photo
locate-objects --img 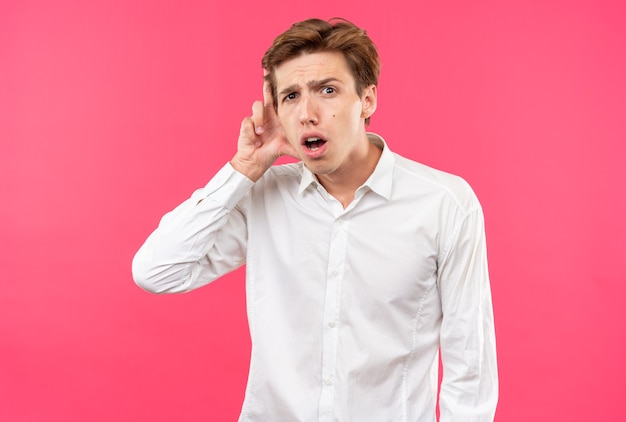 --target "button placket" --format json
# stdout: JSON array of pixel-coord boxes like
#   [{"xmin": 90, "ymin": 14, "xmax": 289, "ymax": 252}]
[{"xmin": 318, "ymin": 216, "xmax": 350, "ymax": 421}]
